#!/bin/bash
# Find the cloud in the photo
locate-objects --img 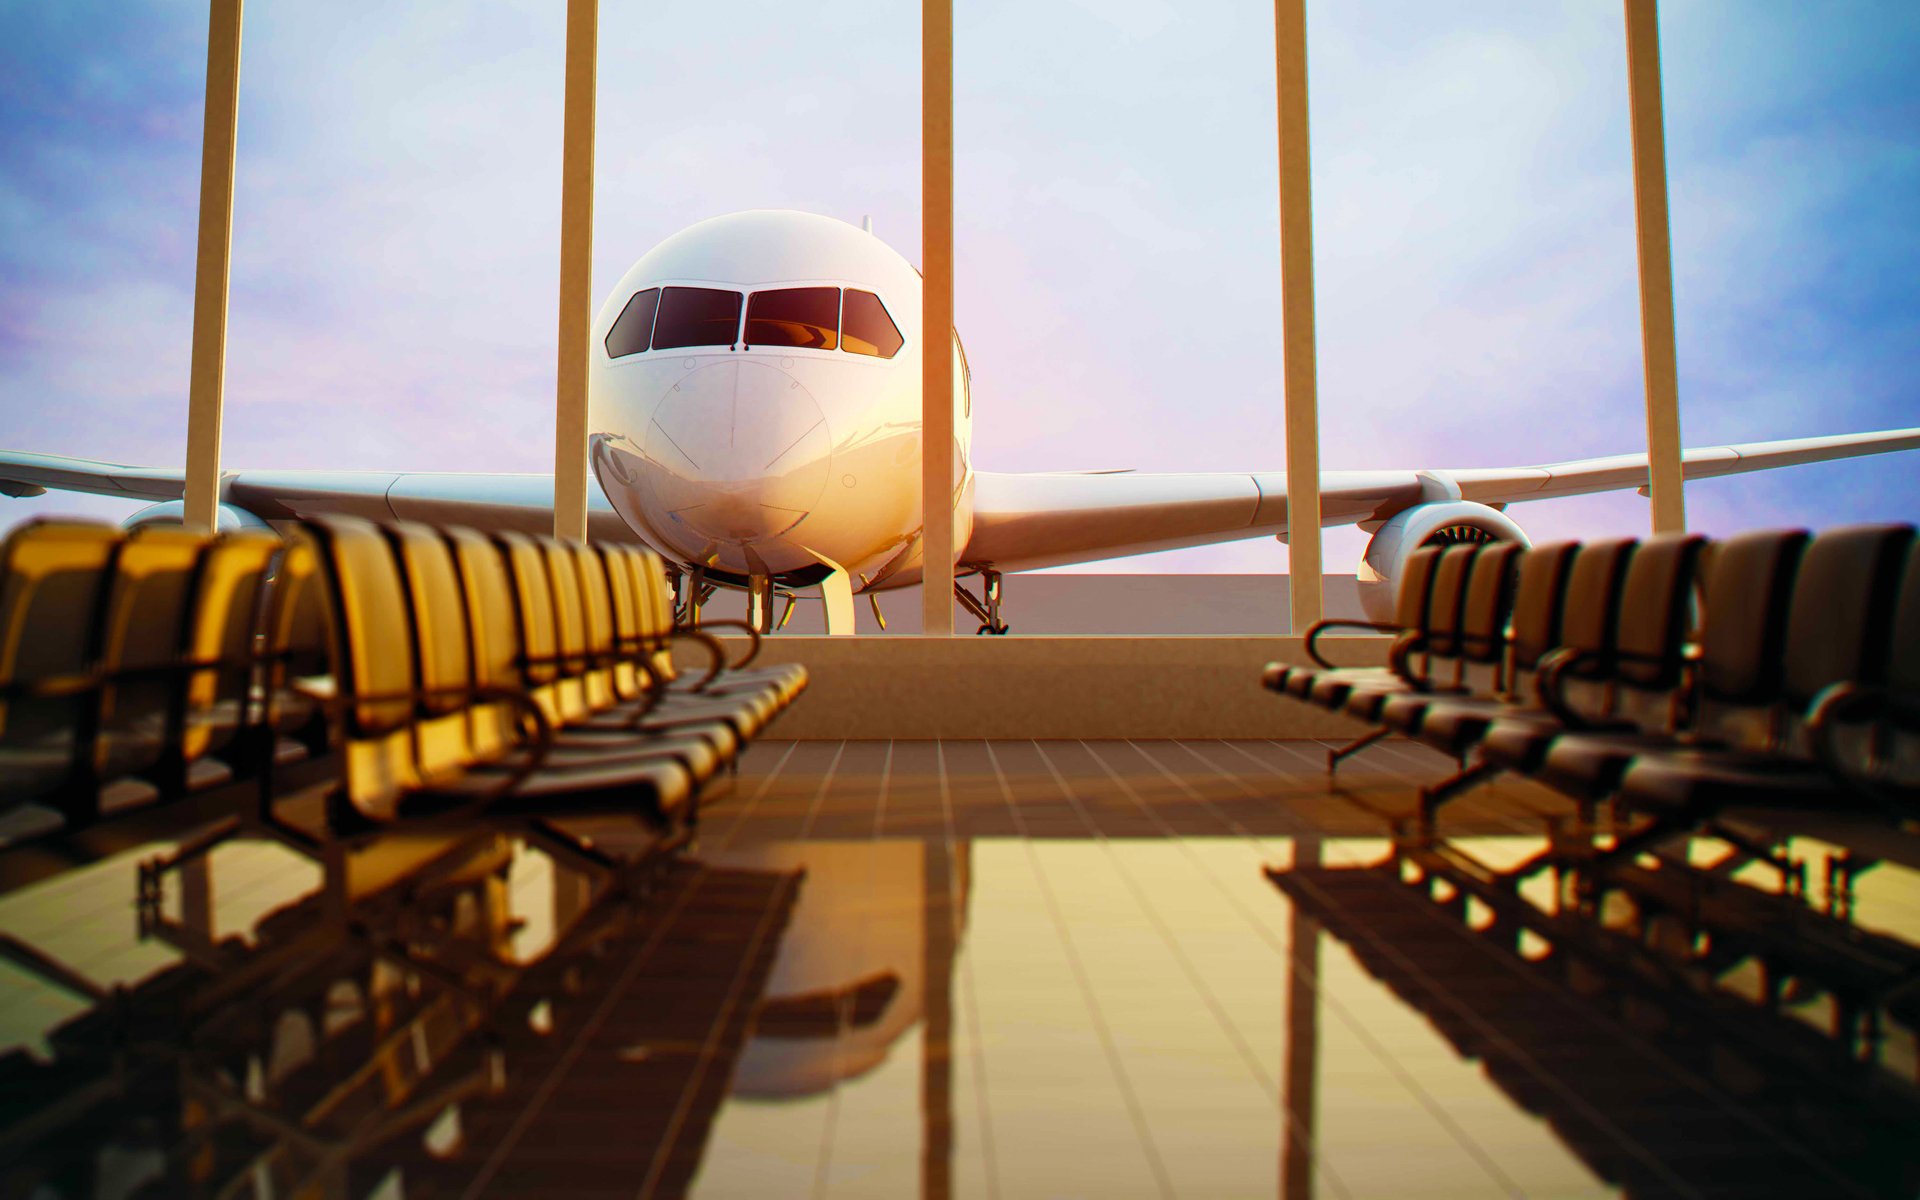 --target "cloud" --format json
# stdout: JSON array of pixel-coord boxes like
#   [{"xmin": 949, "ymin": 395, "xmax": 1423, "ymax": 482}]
[{"xmin": 1, "ymin": 0, "xmax": 1913, "ymax": 575}]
